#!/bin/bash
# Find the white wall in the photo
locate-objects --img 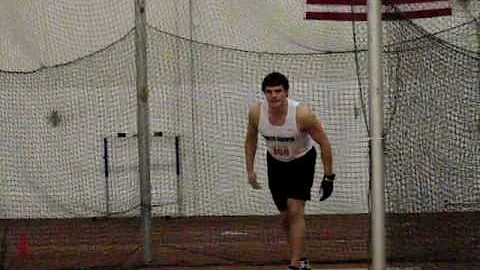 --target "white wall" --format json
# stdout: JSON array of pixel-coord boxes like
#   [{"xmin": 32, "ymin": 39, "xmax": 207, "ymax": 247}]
[{"xmin": 1, "ymin": 0, "xmax": 475, "ymax": 72}]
